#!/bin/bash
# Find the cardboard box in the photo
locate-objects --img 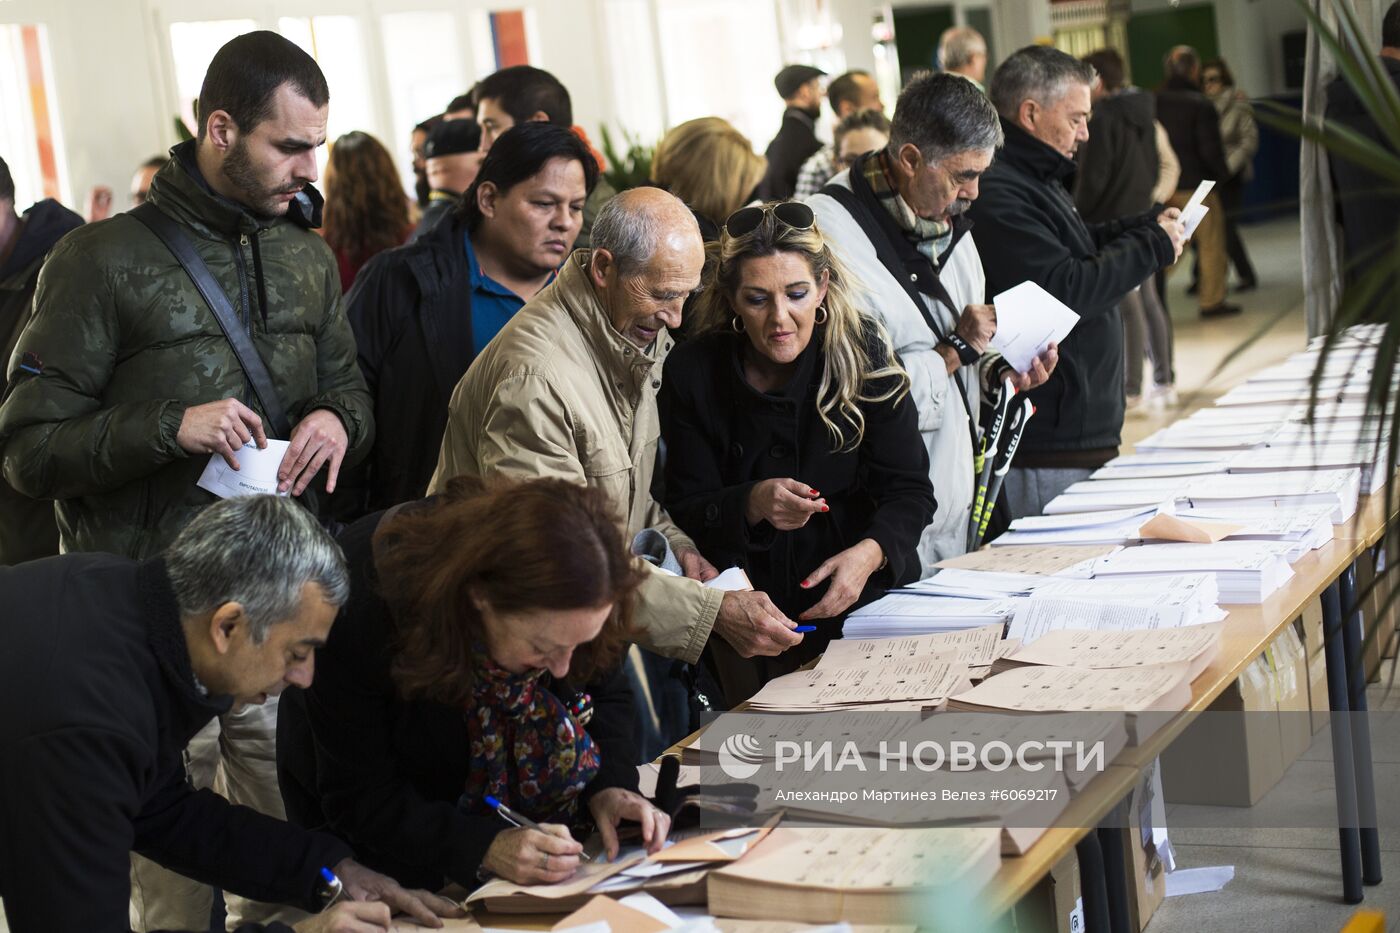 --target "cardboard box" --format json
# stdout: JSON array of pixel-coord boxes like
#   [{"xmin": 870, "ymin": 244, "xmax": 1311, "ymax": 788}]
[
  {"xmin": 1270, "ymin": 625, "xmax": 1313, "ymax": 763},
  {"xmin": 1373, "ymin": 546, "xmax": 1397, "ymax": 661},
  {"xmin": 1298, "ymin": 596, "xmax": 1324, "ymax": 658},
  {"xmin": 1162, "ymin": 654, "xmax": 1284, "ymax": 806},
  {"xmin": 1011, "ymin": 849, "xmax": 1083, "ymax": 933},
  {"xmin": 1294, "ymin": 596, "xmax": 1332, "ymax": 733},
  {"xmin": 1356, "ymin": 549, "xmax": 1386, "ymax": 681},
  {"xmin": 1124, "ymin": 766, "xmax": 1167, "ymax": 933}
]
